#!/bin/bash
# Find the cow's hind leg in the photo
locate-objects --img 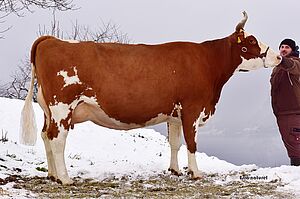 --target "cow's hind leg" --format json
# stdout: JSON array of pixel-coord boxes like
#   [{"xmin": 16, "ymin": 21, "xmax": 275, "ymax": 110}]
[
  {"xmin": 167, "ymin": 121, "xmax": 182, "ymax": 176},
  {"xmin": 41, "ymin": 128, "xmax": 57, "ymax": 181},
  {"xmin": 37, "ymin": 87, "xmax": 58, "ymax": 181},
  {"xmin": 41, "ymin": 120, "xmax": 72, "ymax": 184},
  {"xmin": 47, "ymin": 127, "xmax": 73, "ymax": 185},
  {"xmin": 37, "ymin": 86, "xmax": 73, "ymax": 184}
]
